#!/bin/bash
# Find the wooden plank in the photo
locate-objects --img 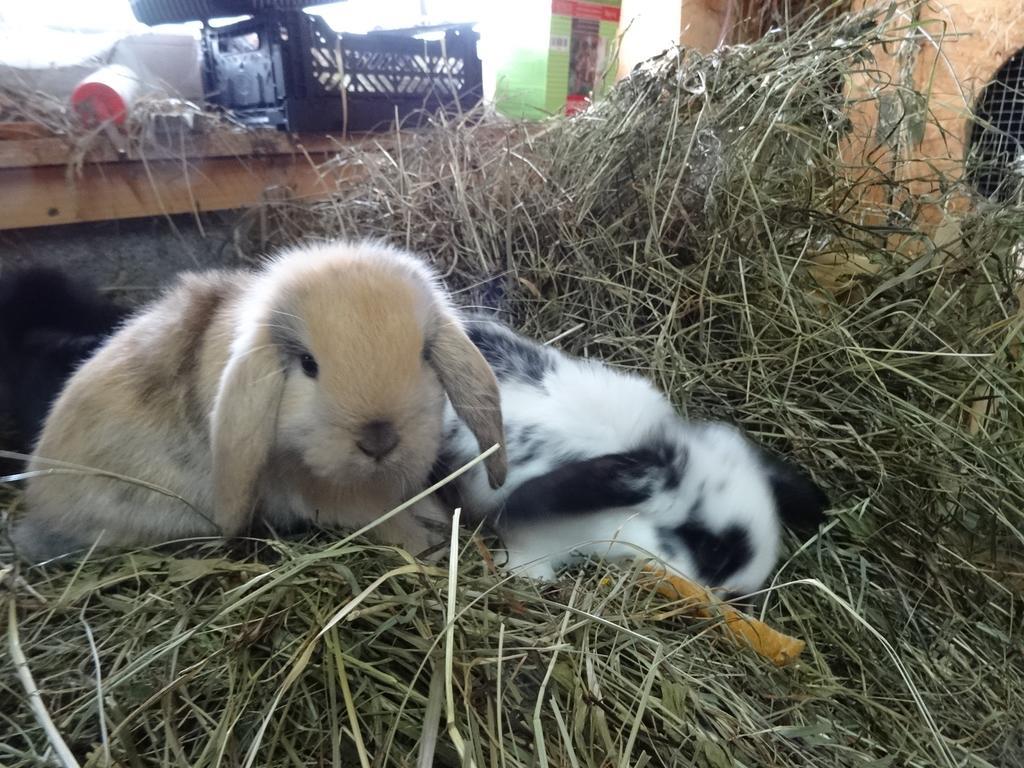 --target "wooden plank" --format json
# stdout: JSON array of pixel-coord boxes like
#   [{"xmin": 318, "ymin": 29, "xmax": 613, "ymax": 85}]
[
  {"xmin": 0, "ymin": 153, "xmax": 362, "ymax": 230},
  {"xmin": 0, "ymin": 129, "xmax": 382, "ymax": 169},
  {"xmin": 0, "ymin": 122, "xmax": 57, "ymax": 141},
  {"xmin": 0, "ymin": 123, "xmax": 519, "ymax": 229}
]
